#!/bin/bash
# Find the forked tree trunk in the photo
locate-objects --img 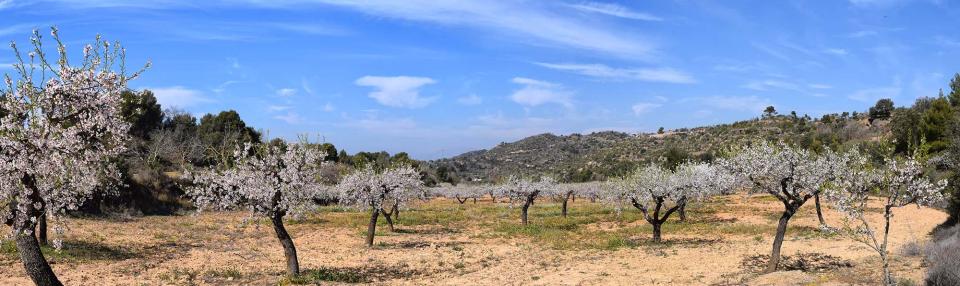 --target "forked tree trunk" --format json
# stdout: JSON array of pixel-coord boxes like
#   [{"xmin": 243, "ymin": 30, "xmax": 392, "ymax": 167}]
[
  {"xmin": 382, "ymin": 208, "xmax": 396, "ymax": 232},
  {"xmin": 270, "ymin": 212, "xmax": 300, "ymax": 276},
  {"xmin": 366, "ymin": 208, "xmax": 380, "ymax": 246},
  {"xmin": 489, "ymin": 193, "xmax": 496, "ymax": 203},
  {"xmin": 814, "ymin": 194, "xmax": 827, "ymax": 227},
  {"xmin": 456, "ymin": 197, "xmax": 467, "ymax": 204},
  {"xmin": 767, "ymin": 207, "xmax": 796, "ymax": 273},
  {"xmin": 37, "ymin": 213, "xmax": 48, "ymax": 246}
]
